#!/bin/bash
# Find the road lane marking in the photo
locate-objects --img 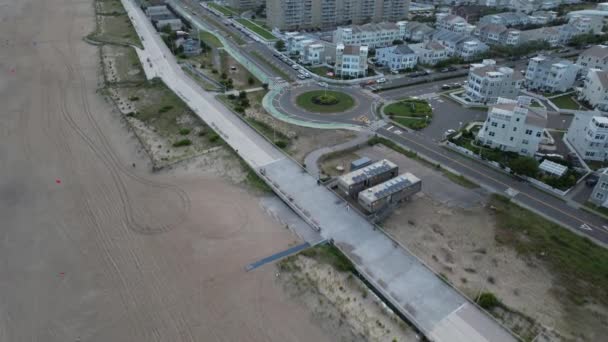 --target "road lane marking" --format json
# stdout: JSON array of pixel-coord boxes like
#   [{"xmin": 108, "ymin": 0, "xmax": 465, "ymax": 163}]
[
  {"xmin": 380, "ymin": 127, "xmax": 608, "ymax": 237},
  {"xmin": 387, "ymin": 125, "xmax": 394, "ymax": 131},
  {"xmin": 579, "ymin": 224, "xmax": 592, "ymax": 231}
]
